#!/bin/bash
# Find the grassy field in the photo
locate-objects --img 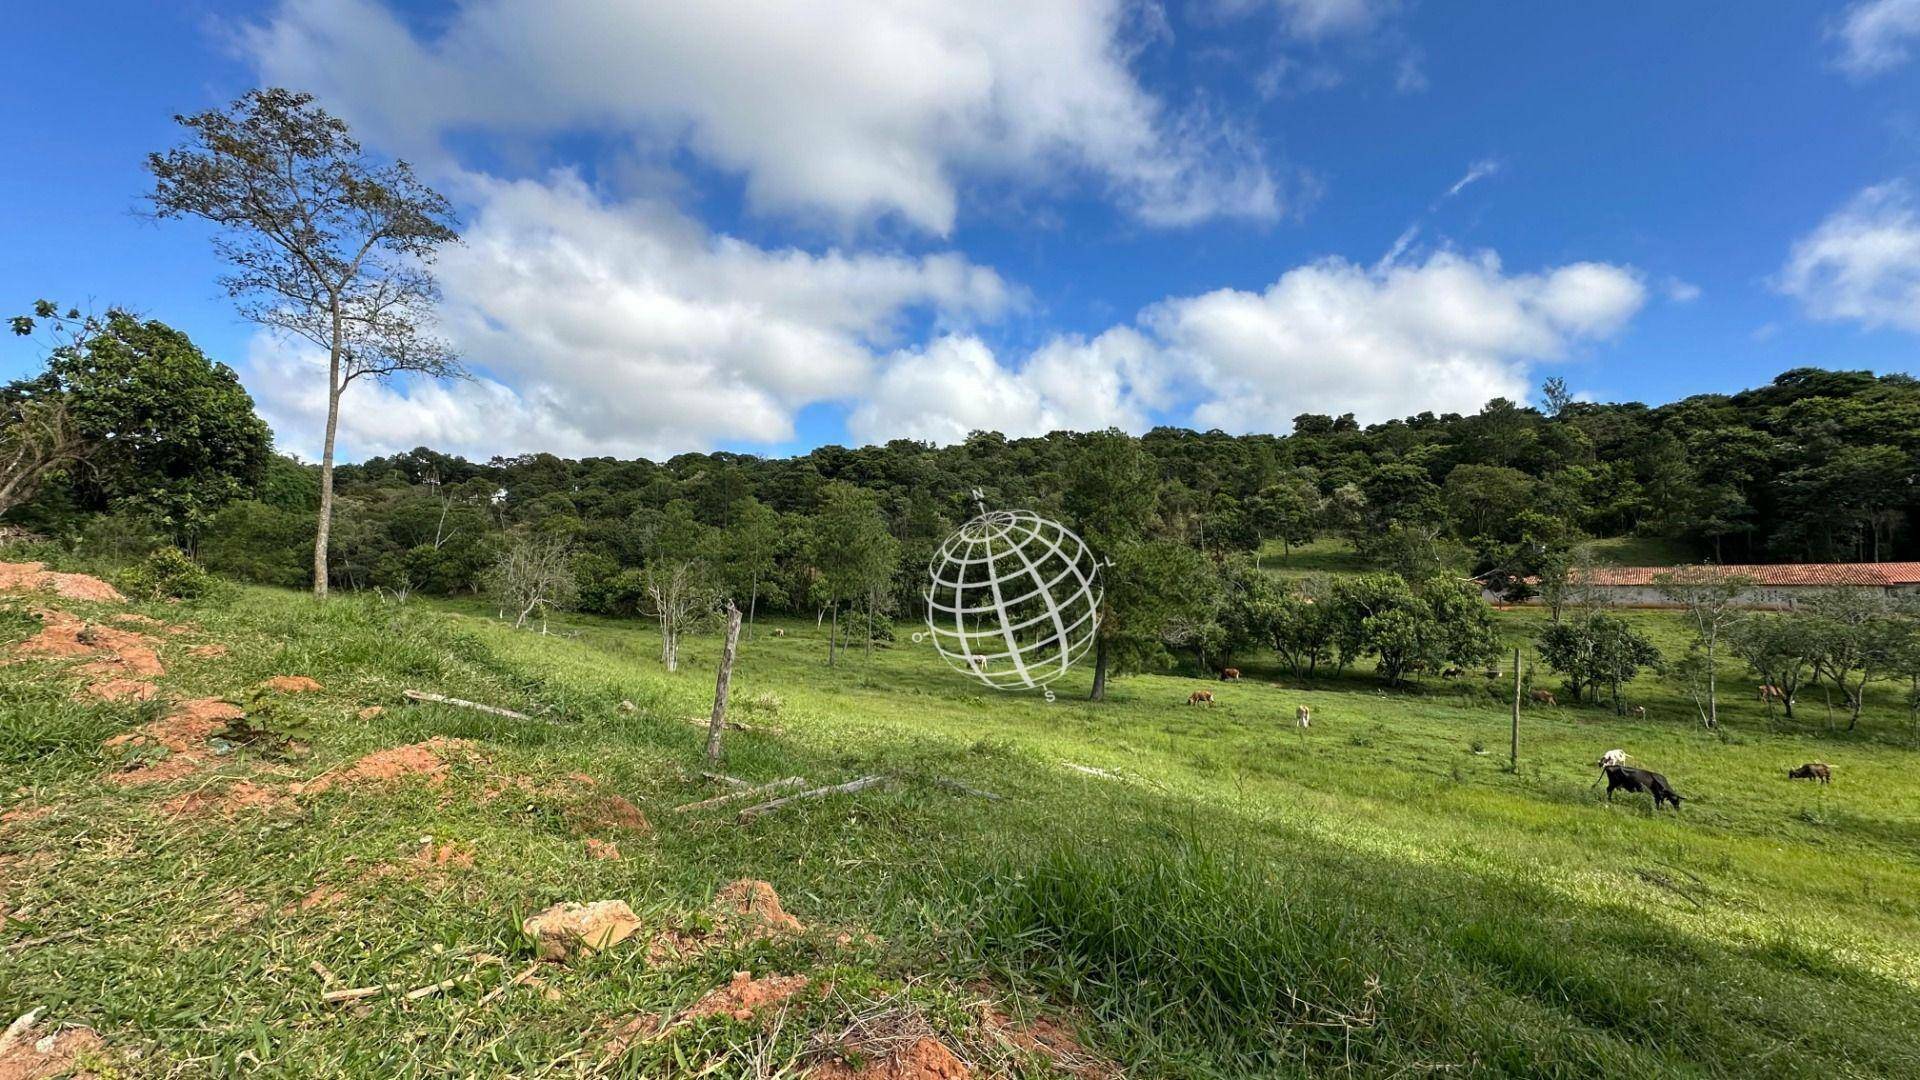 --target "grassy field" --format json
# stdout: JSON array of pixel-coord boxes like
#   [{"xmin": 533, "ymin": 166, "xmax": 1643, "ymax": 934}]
[{"xmin": 4, "ymin": 565, "xmax": 1920, "ymax": 1077}]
